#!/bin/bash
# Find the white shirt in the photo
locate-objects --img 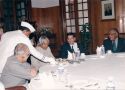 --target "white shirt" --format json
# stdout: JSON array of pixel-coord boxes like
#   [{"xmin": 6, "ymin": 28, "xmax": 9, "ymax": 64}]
[
  {"xmin": 0, "ymin": 30, "xmax": 49, "ymax": 73},
  {"xmin": 70, "ymin": 42, "xmax": 78, "ymax": 52}
]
